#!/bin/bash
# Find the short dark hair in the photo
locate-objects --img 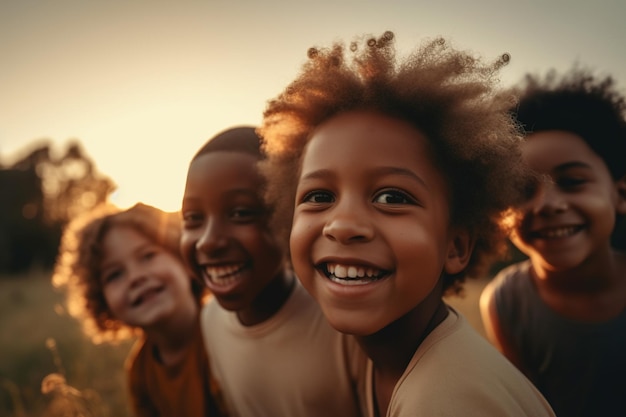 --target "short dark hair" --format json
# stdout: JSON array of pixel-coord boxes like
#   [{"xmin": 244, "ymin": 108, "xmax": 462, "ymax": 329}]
[
  {"xmin": 513, "ymin": 67, "xmax": 626, "ymax": 180},
  {"xmin": 194, "ymin": 126, "xmax": 263, "ymax": 160}
]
